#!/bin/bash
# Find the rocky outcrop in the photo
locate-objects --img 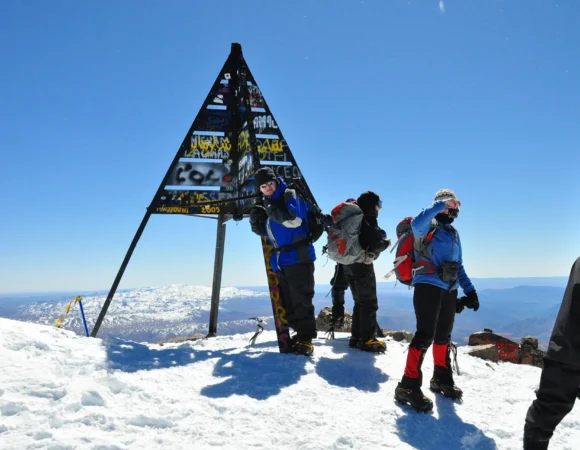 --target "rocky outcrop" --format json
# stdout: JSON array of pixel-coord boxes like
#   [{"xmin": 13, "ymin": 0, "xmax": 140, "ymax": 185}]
[
  {"xmin": 467, "ymin": 344, "xmax": 499, "ymax": 362},
  {"xmin": 467, "ymin": 329, "xmax": 544, "ymax": 368},
  {"xmin": 382, "ymin": 330, "xmax": 413, "ymax": 343},
  {"xmin": 468, "ymin": 329, "xmax": 520, "ymax": 362},
  {"xmin": 316, "ymin": 307, "xmax": 413, "ymax": 342},
  {"xmin": 315, "ymin": 307, "xmax": 352, "ymax": 332},
  {"xmin": 518, "ymin": 336, "xmax": 544, "ymax": 368}
]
